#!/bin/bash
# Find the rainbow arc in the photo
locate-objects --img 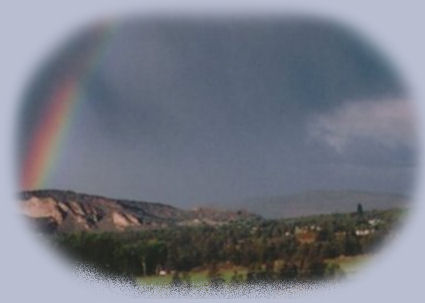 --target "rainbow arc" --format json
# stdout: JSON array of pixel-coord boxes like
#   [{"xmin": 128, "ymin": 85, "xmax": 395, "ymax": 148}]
[{"xmin": 21, "ymin": 21, "xmax": 116, "ymax": 190}]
